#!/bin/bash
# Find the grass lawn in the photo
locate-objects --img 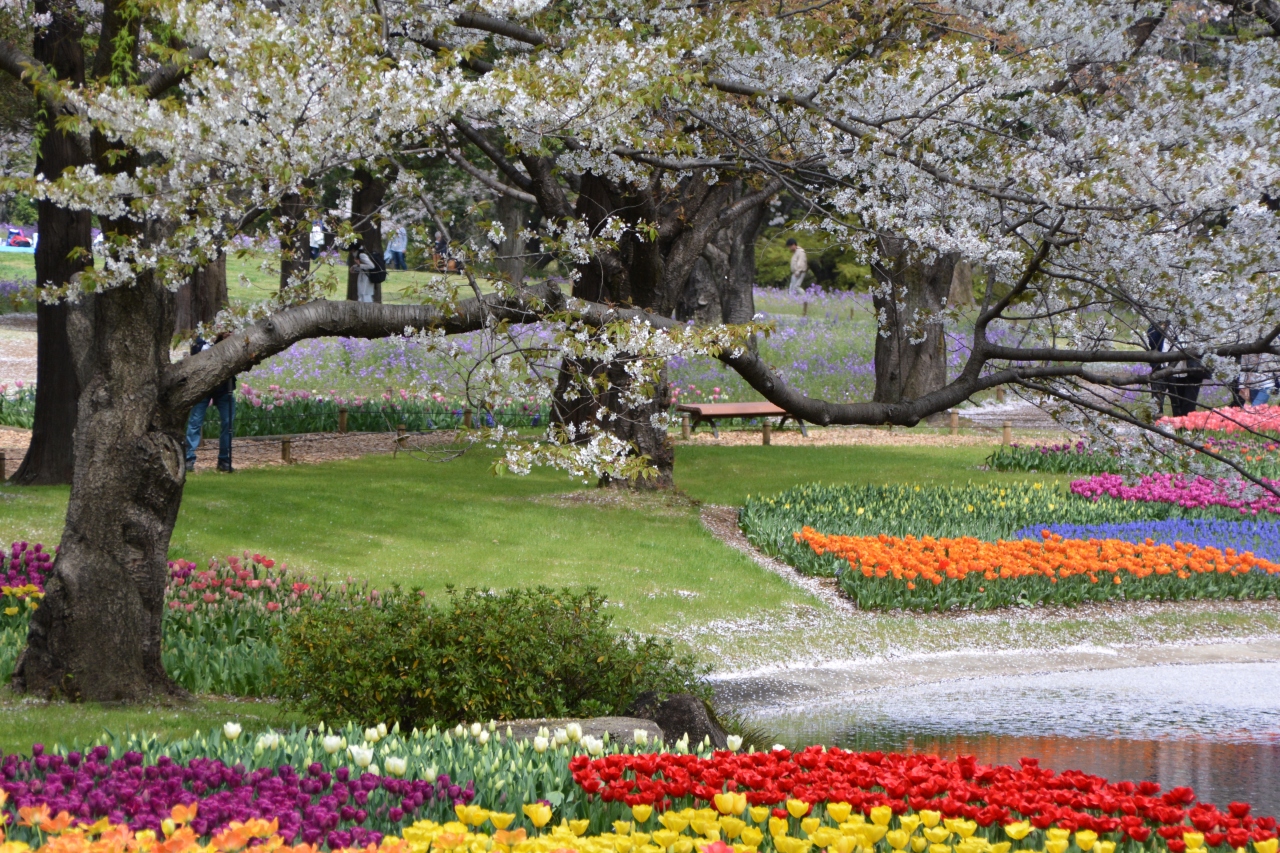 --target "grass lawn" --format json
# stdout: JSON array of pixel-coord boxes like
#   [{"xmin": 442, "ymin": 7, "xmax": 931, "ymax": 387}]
[
  {"xmin": 0, "ymin": 693, "xmax": 304, "ymax": 755},
  {"xmin": 0, "ymin": 449, "xmax": 821, "ymax": 634}
]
